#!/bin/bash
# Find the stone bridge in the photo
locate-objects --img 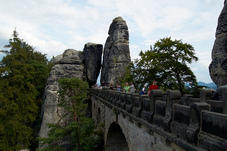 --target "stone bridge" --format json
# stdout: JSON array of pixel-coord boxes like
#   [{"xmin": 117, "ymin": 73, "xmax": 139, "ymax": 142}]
[{"xmin": 89, "ymin": 88, "xmax": 227, "ymax": 151}]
